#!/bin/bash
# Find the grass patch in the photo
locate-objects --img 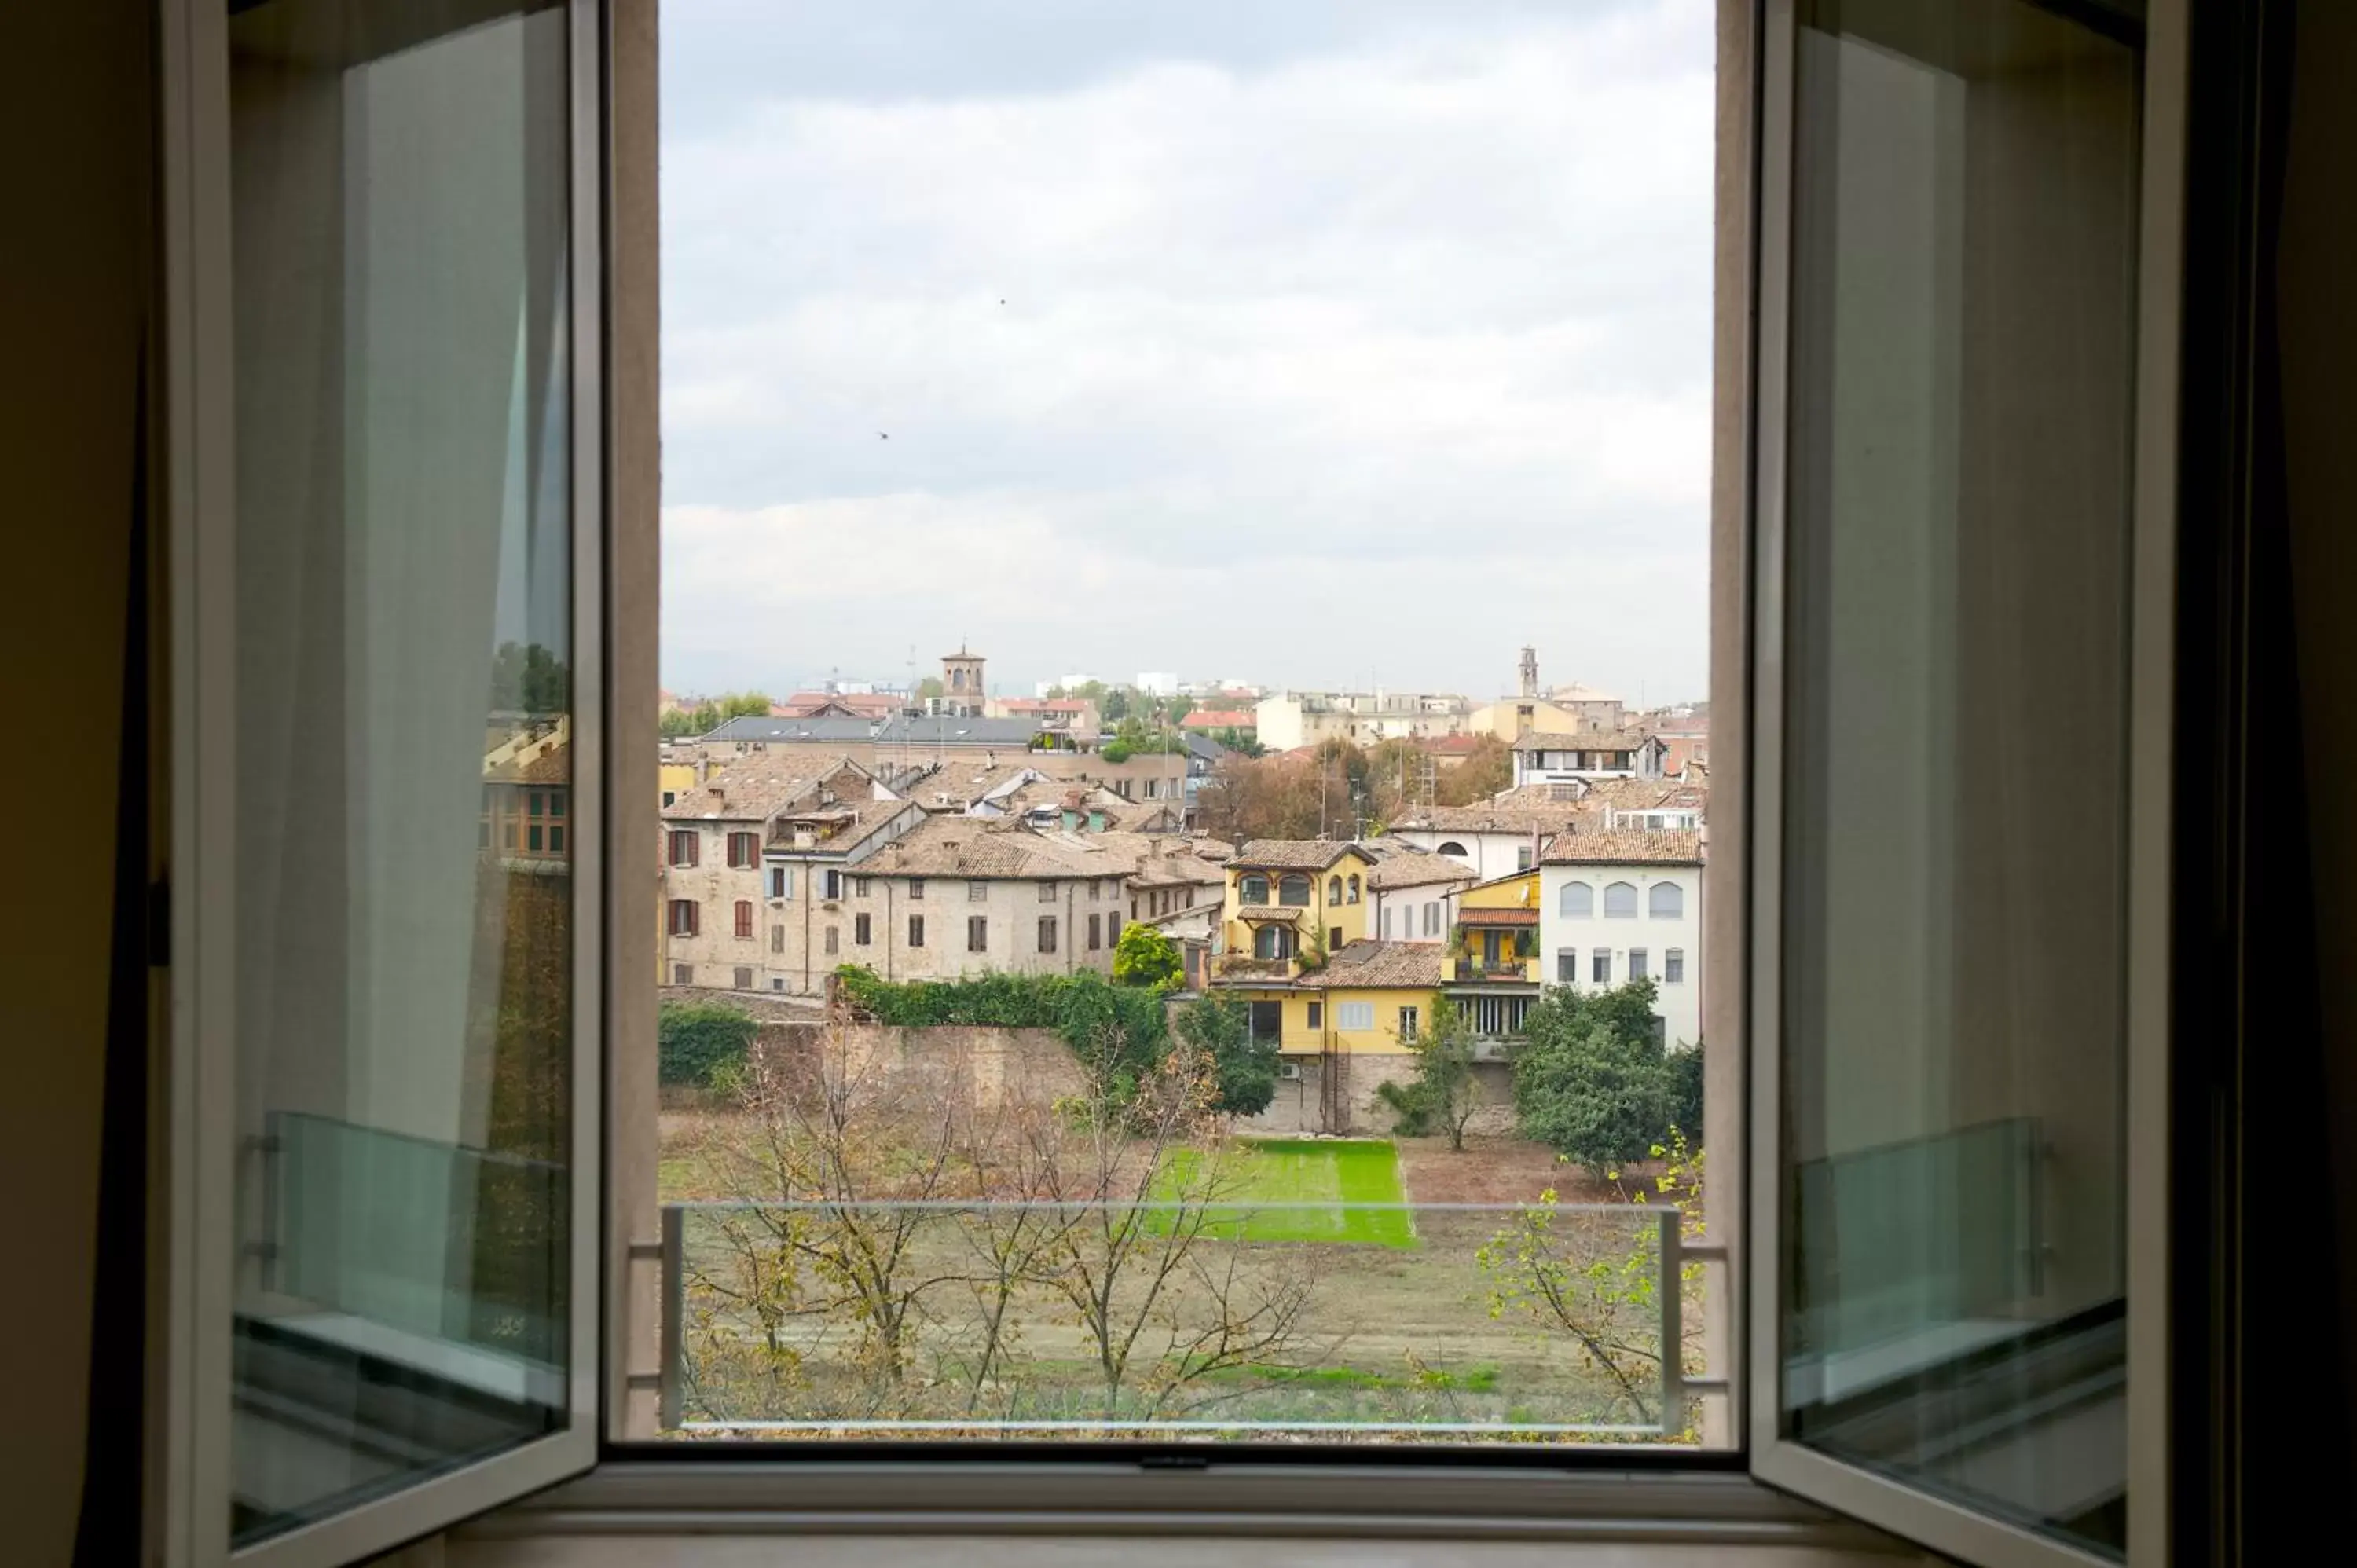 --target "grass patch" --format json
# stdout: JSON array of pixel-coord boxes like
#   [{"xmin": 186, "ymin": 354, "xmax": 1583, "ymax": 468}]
[{"xmin": 1152, "ymin": 1138, "xmax": 1417, "ymax": 1249}]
